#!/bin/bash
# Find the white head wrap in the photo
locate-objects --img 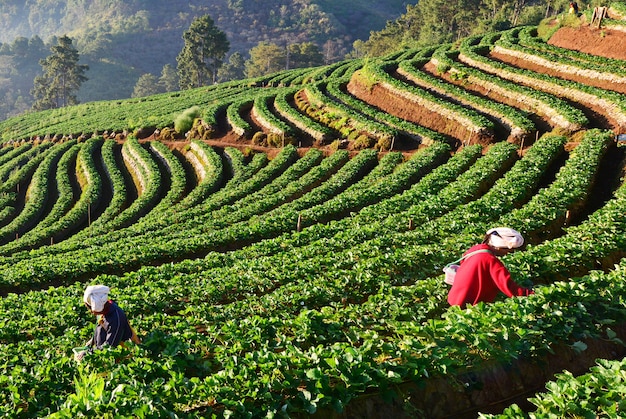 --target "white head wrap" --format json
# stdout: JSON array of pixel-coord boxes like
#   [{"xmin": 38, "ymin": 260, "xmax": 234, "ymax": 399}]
[
  {"xmin": 486, "ymin": 227, "xmax": 524, "ymax": 249},
  {"xmin": 83, "ymin": 285, "xmax": 110, "ymax": 312}
]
